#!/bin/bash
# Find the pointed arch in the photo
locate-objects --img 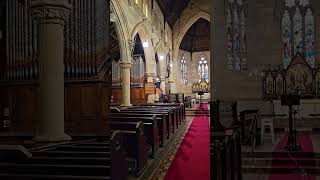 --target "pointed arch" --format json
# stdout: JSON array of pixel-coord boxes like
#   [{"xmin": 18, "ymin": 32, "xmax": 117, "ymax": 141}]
[{"xmin": 110, "ymin": 0, "xmax": 131, "ymax": 63}]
